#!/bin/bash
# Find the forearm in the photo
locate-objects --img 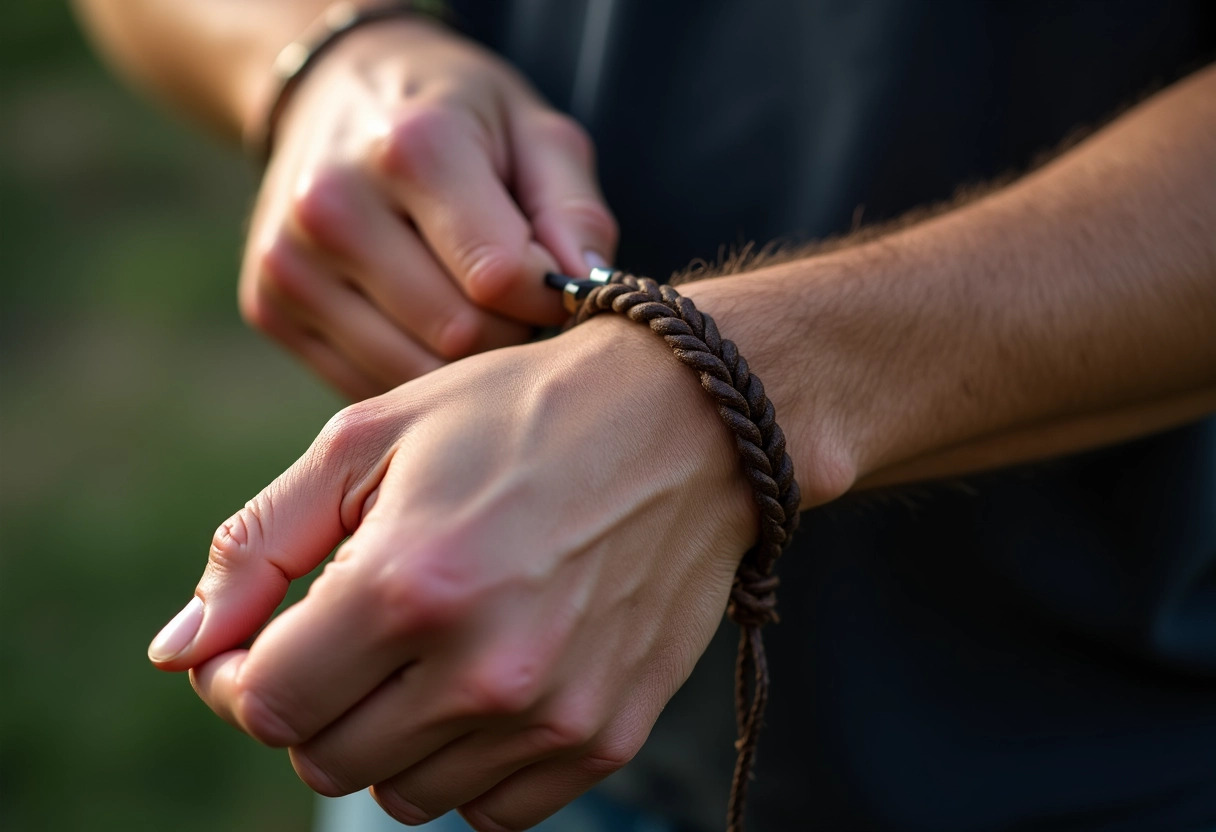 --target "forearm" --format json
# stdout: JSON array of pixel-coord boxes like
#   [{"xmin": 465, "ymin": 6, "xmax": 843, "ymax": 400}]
[
  {"xmin": 683, "ymin": 63, "xmax": 1216, "ymax": 505},
  {"xmin": 72, "ymin": 0, "xmax": 330, "ymax": 140}
]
